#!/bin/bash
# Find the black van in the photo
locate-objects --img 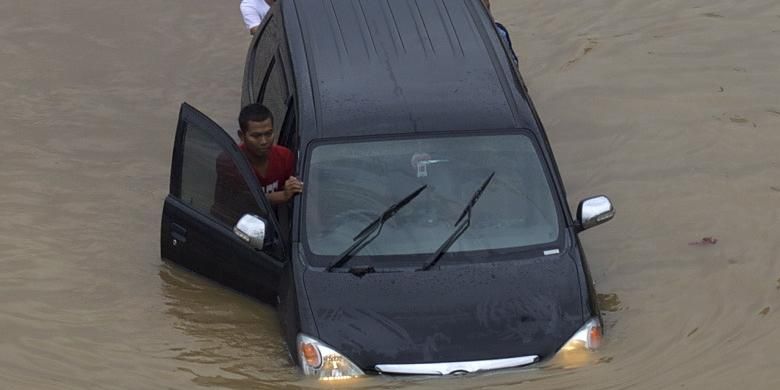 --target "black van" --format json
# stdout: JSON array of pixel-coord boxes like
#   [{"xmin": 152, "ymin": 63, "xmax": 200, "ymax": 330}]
[{"xmin": 161, "ymin": 0, "xmax": 615, "ymax": 380}]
